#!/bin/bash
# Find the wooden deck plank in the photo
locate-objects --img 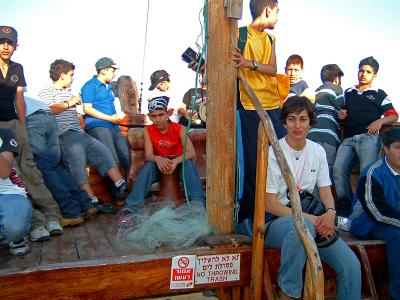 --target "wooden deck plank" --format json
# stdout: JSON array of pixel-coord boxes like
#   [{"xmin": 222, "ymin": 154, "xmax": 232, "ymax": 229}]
[{"xmin": 71, "ymin": 214, "xmax": 117, "ymax": 260}]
